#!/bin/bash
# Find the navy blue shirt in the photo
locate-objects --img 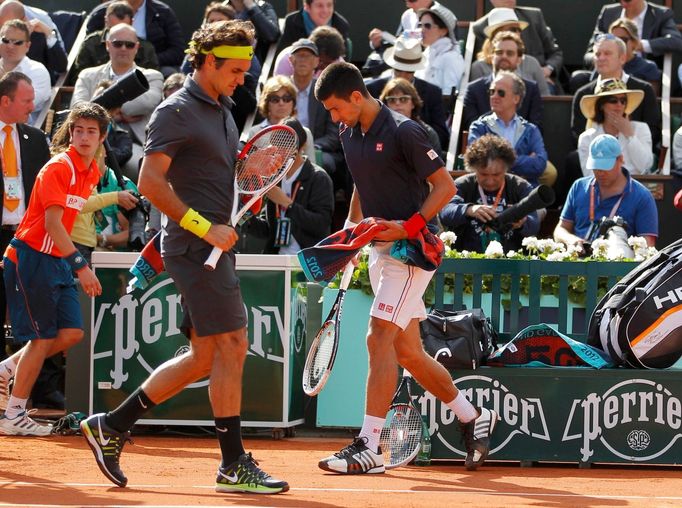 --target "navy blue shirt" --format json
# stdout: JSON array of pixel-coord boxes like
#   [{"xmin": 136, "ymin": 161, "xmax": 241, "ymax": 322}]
[
  {"xmin": 340, "ymin": 104, "xmax": 444, "ymax": 221},
  {"xmin": 145, "ymin": 76, "xmax": 240, "ymax": 256}
]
